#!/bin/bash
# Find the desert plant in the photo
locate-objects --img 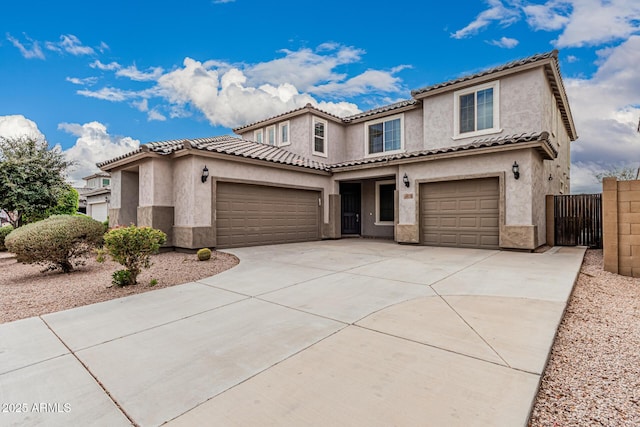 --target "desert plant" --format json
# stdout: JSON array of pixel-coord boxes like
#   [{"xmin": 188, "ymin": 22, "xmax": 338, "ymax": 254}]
[
  {"xmin": 0, "ymin": 225, "xmax": 13, "ymax": 251},
  {"xmin": 197, "ymin": 247, "xmax": 212, "ymax": 261},
  {"xmin": 149, "ymin": 278, "xmax": 159, "ymax": 286},
  {"xmin": 98, "ymin": 225, "xmax": 167, "ymax": 285},
  {"xmin": 5, "ymin": 215, "xmax": 105, "ymax": 272},
  {"xmin": 111, "ymin": 269, "xmax": 133, "ymax": 287}
]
